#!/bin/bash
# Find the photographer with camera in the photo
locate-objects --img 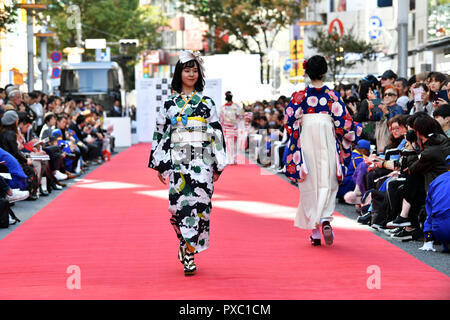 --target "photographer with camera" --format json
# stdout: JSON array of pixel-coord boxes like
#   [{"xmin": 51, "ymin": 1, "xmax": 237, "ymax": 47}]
[{"xmin": 379, "ymin": 113, "xmax": 450, "ymax": 240}]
